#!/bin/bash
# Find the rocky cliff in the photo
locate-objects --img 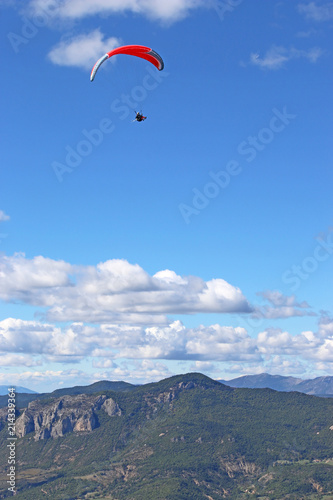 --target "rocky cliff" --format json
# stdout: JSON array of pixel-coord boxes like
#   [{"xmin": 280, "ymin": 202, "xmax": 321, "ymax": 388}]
[{"xmin": 15, "ymin": 394, "xmax": 122, "ymax": 440}]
